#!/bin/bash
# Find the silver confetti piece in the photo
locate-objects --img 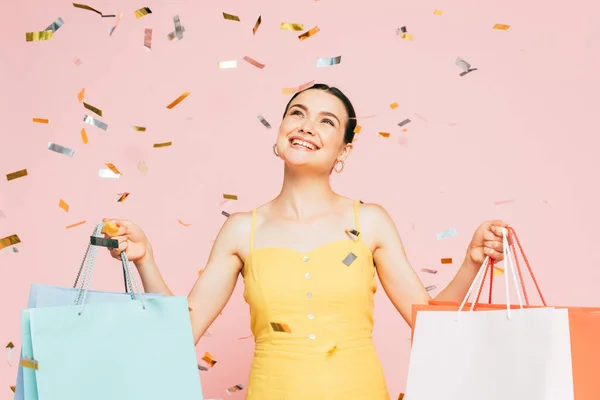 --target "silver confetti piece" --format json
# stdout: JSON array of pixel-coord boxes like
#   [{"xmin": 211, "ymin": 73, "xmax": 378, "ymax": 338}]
[
  {"xmin": 98, "ymin": 168, "xmax": 120, "ymax": 179},
  {"xmin": 342, "ymin": 252, "xmax": 357, "ymax": 266},
  {"xmin": 221, "ymin": 211, "xmax": 230, "ymax": 217},
  {"xmin": 167, "ymin": 26, "xmax": 185, "ymax": 40},
  {"xmin": 436, "ymin": 228, "xmax": 457, "ymax": 240},
  {"xmin": 455, "ymin": 57, "xmax": 478, "ymax": 77},
  {"xmin": 11, "ymin": 247, "xmax": 18, "ymax": 253},
  {"xmin": 83, "ymin": 114, "xmax": 108, "ymax": 131},
  {"xmin": 48, "ymin": 142, "xmax": 75, "ymax": 157},
  {"xmin": 45, "ymin": 17, "xmax": 64, "ymax": 33},
  {"xmin": 398, "ymin": 118, "xmax": 411, "ymax": 127},
  {"xmin": 316, "ymin": 55, "xmax": 342, "ymax": 68},
  {"xmin": 257, "ymin": 115, "xmax": 271, "ymax": 129},
  {"xmin": 173, "ymin": 15, "xmax": 183, "ymax": 40},
  {"xmin": 425, "ymin": 285, "xmax": 437, "ymax": 292},
  {"xmin": 197, "ymin": 364, "xmax": 208, "ymax": 371},
  {"xmin": 226, "ymin": 384, "xmax": 244, "ymax": 395}
]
